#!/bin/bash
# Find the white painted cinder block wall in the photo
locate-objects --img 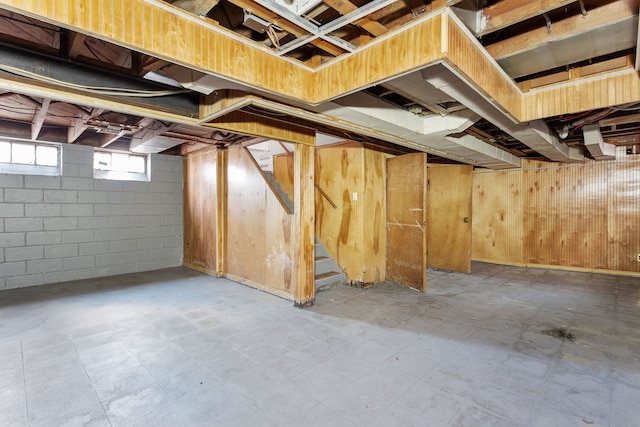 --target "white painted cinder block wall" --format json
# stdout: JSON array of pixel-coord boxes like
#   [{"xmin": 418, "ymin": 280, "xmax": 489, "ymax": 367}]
[{"xmin": 0, "ymin": 144, "xmax": 183, "ymax": 290}]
